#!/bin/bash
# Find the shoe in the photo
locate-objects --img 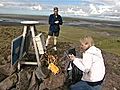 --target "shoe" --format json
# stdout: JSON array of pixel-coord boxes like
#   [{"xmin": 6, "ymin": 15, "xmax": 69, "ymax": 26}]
[{"xmin": 53, "ymin": 47, "xmax": 57, "ymax": 51}]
